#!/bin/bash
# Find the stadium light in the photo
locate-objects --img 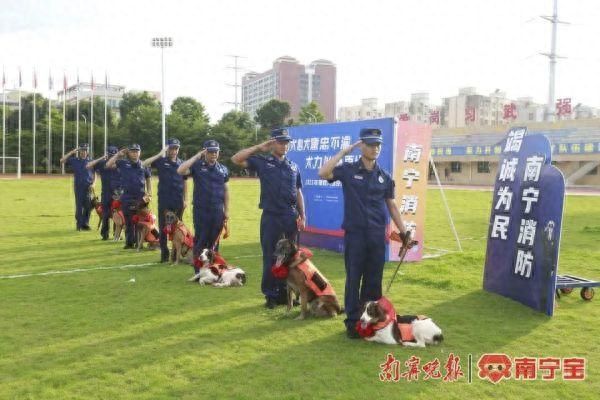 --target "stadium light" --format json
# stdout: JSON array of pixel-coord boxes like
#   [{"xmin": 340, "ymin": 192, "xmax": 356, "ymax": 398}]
[{"xmin": 151, "ymin": 36, "xmax": 173, "ymax": 148}]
